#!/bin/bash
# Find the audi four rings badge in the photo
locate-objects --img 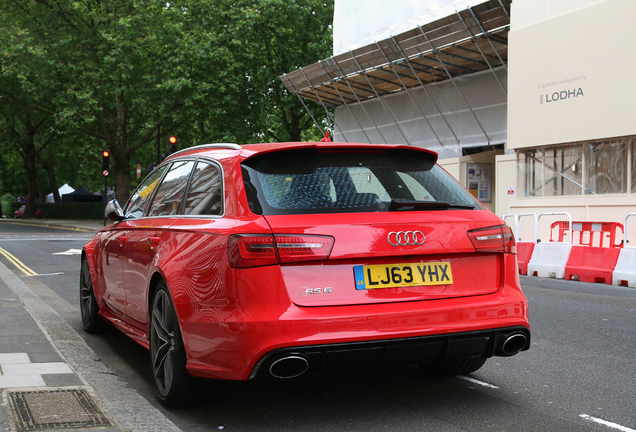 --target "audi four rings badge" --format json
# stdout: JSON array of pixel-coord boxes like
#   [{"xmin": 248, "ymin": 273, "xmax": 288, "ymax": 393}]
[{"xmin": 387, "ymin": 231, "xmax": 425, "ymax": 246}]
